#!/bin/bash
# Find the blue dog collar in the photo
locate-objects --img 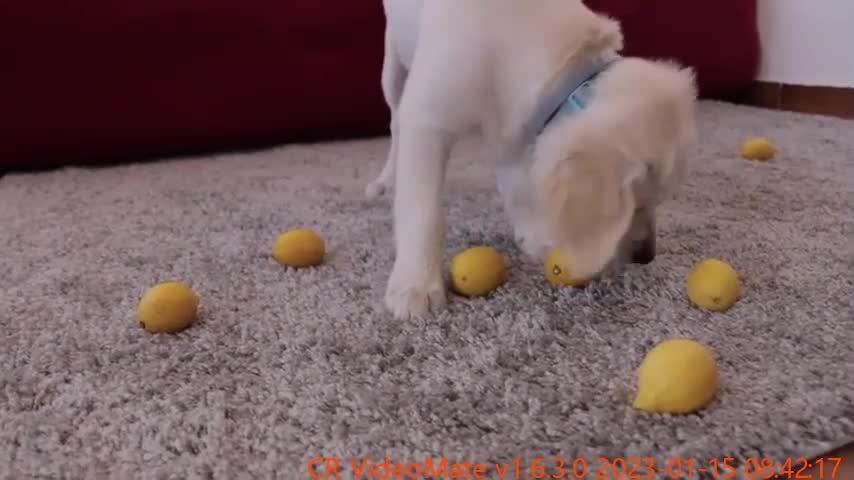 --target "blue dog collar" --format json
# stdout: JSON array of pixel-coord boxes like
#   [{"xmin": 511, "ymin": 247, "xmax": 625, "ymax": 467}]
[
  {"xmin": 546, "ymin": 71, "xmax": 601, "ymax": 120},
  {"xmin": 525, "ymin": 55, "xmax": 620, "ymax": 137}
]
